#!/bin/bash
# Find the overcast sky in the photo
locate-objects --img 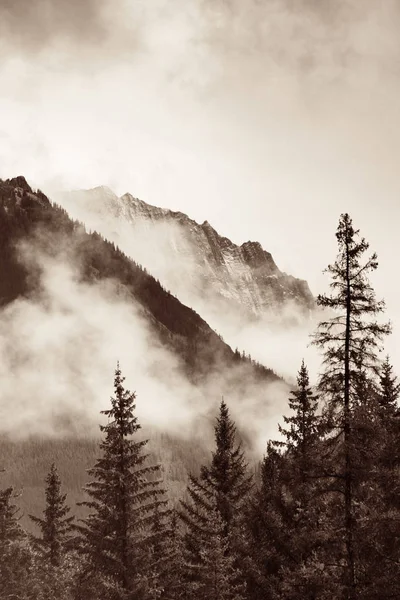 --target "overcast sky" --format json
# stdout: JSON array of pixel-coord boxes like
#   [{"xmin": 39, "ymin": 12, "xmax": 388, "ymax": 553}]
[{"xmin": 1, "ymin": 0, "xmax": 399, "ymax": 365}]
